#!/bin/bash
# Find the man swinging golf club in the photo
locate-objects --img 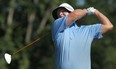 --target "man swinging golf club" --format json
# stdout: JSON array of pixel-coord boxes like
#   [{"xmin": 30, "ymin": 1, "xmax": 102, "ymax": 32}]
[{"xmin": 52, "ymin": 3, "xmax": 113, "ymax": 69}]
